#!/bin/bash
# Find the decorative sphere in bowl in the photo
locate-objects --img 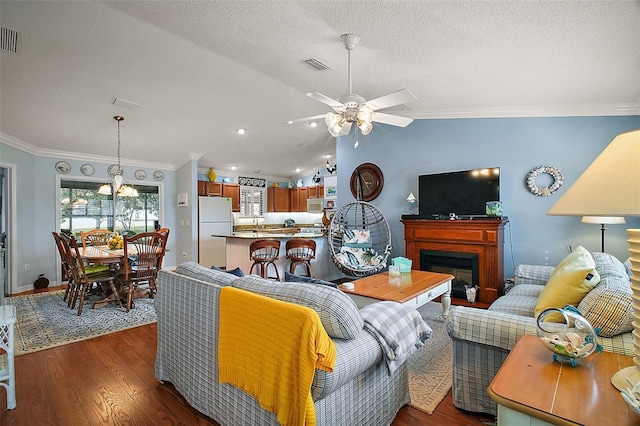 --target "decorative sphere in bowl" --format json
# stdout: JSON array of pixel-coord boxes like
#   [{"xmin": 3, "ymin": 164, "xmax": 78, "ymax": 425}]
[{"xmin": 536, "ymin": 306, "xmax": 598, "ymax": 367}]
